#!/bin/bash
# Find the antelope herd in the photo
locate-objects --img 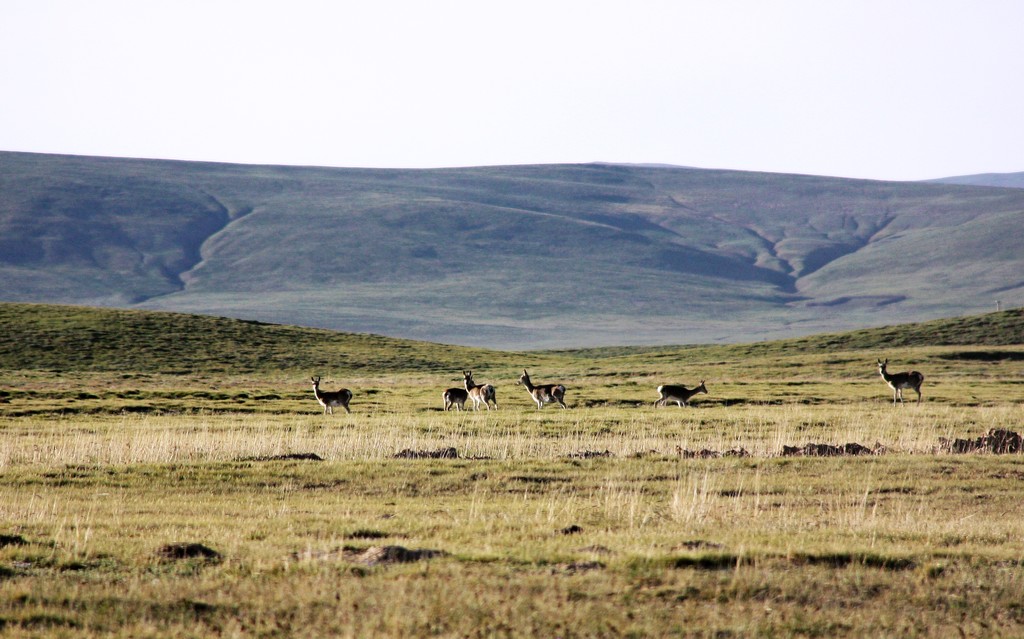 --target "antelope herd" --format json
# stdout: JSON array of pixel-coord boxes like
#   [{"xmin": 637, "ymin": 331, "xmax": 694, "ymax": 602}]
[
  {"xmin": 443, "ymin": 371, "xmax": 498, "ymax": 411},
  {"xmin": 310, "ymin": 359, "xmax": 924, "ymax": 414}
]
